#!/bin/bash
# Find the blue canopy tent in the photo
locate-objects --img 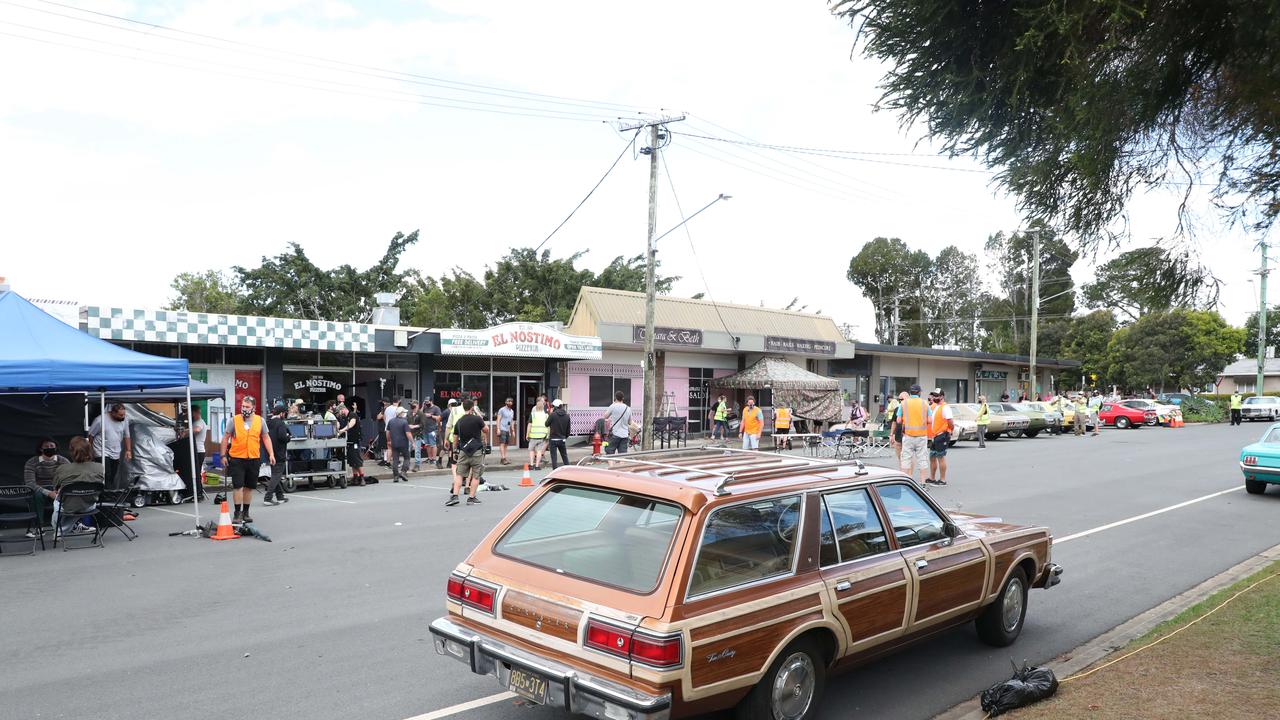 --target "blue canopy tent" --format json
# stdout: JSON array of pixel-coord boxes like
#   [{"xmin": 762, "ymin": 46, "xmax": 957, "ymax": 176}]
[{"xmin": 0, "ymin": 290, "xmax": 203, "ymax": 524}]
